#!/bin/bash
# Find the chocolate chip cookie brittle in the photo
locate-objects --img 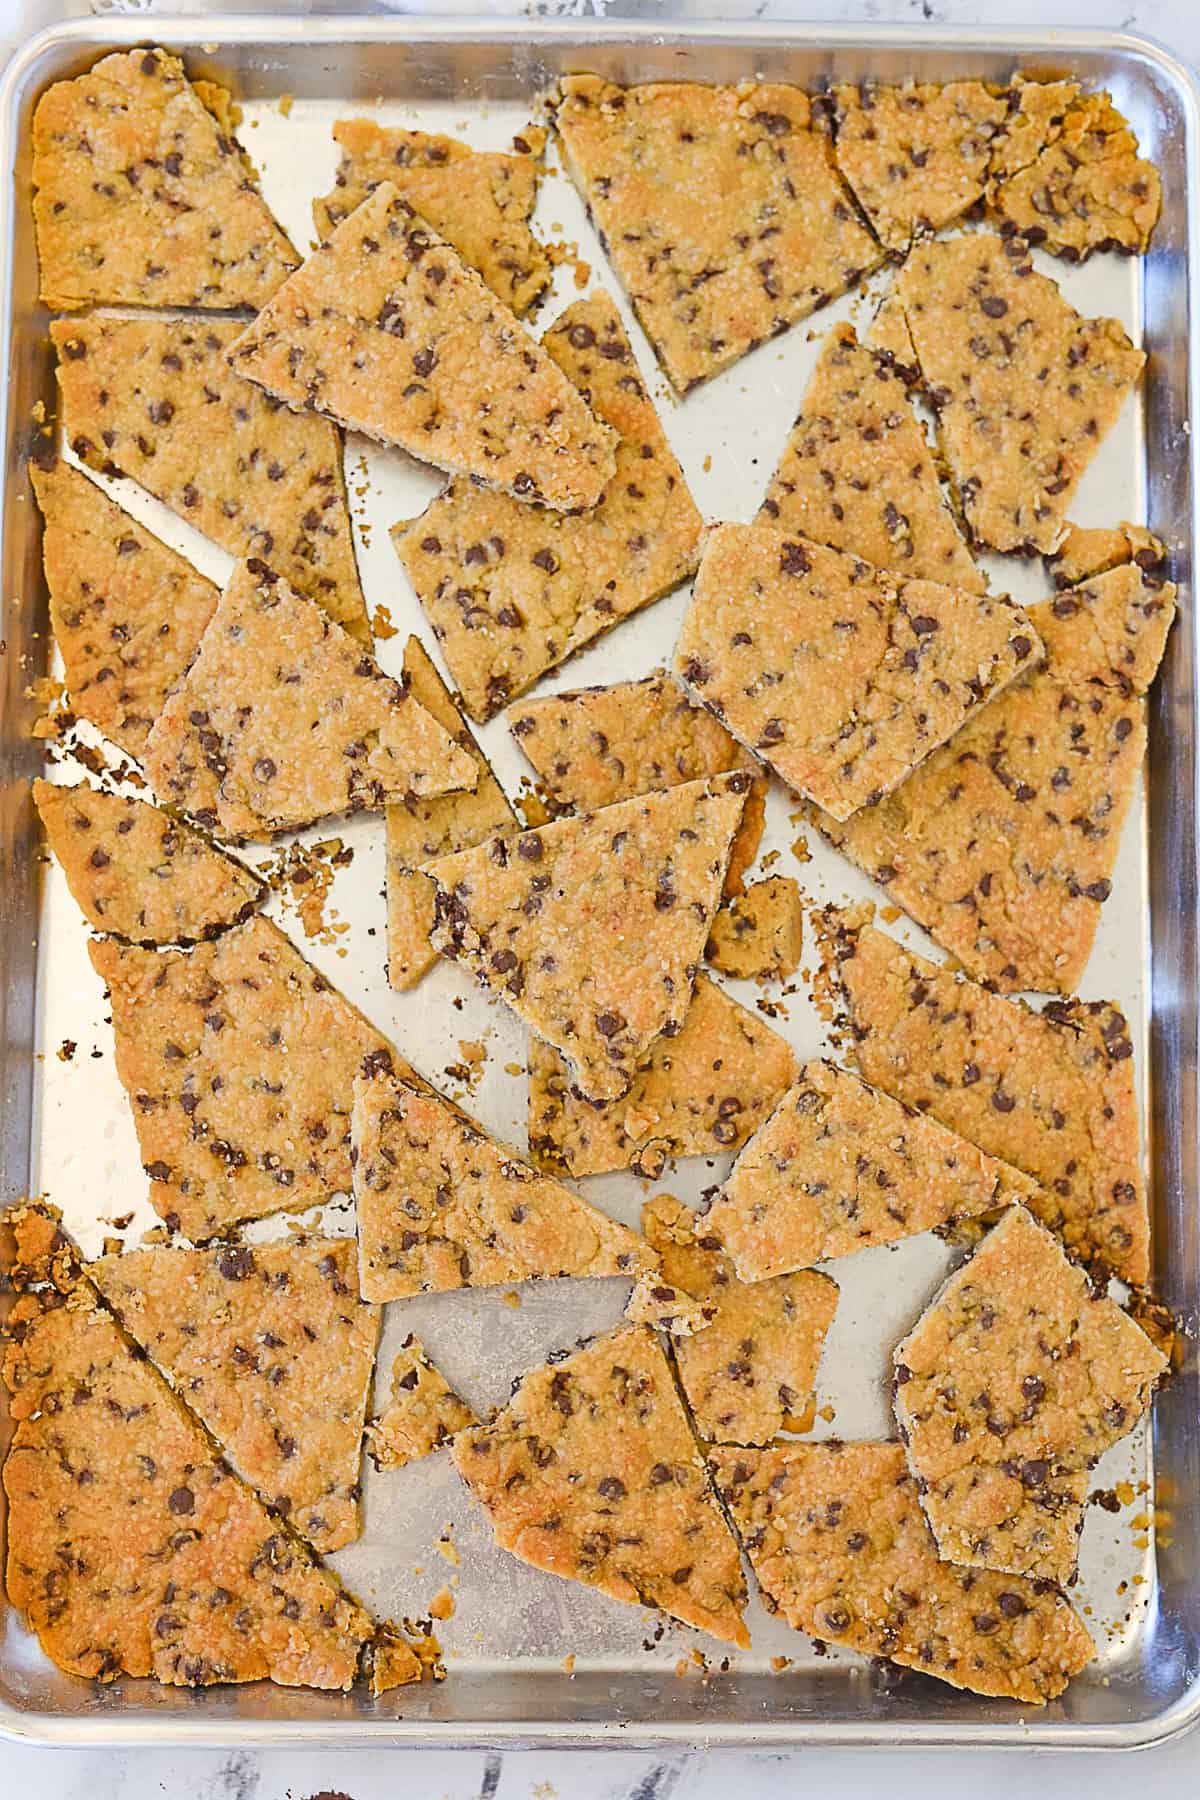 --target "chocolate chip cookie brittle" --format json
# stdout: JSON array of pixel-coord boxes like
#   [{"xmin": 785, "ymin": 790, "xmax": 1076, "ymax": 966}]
[
  {"xmin": 990, "ymin": 91, "xmax": 1161, "ymax": 261},
  {"xmin": 367, "ymin": 1335, "xmax": 477, "ymax": 1471}
]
